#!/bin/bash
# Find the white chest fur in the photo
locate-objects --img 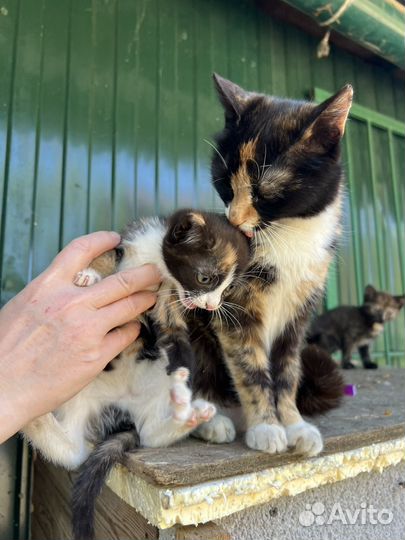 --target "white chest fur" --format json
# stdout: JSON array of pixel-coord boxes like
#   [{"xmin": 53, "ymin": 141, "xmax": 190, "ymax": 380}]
[{"xmin": 253, "ymin": 199, "xmax": 341, "ymax": 350}]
